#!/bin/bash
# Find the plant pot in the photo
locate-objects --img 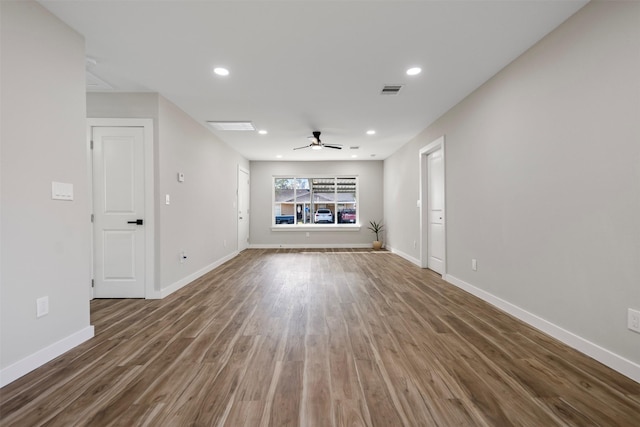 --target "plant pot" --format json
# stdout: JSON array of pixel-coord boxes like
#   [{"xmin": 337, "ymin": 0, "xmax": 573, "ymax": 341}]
[{"xmin": 372, "ymin": 241, "xmax": 383, "ymax": 250}]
